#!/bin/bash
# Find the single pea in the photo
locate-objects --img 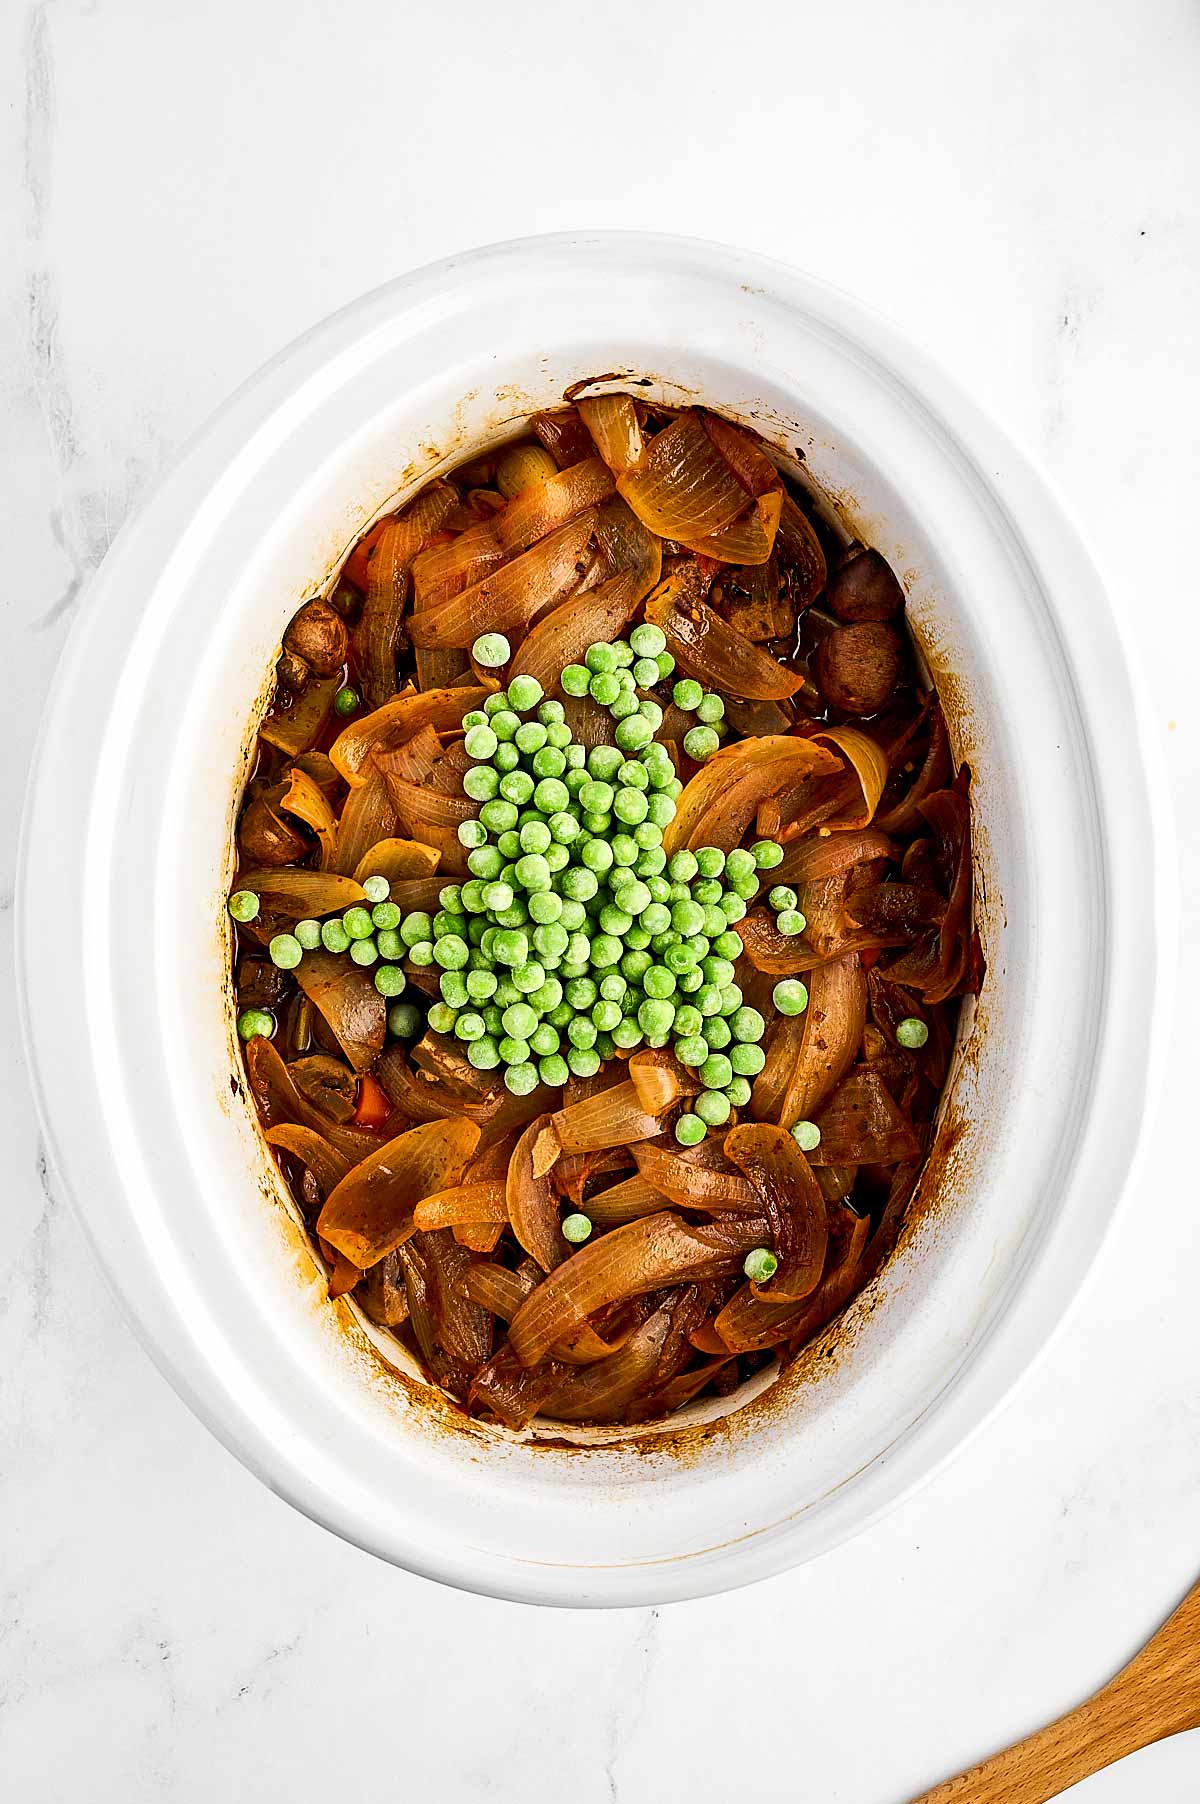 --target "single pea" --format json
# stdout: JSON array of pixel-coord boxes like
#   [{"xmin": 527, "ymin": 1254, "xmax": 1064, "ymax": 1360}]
[
  {"xmin": 532, "ymin": 922, "xmax": 569, "ymax": 964},
  {"xmin": 494, "ymin": 742, "xmax": 520, "ymax": 773},
  {"xmin": 639, "ymin": 698, "xmax": 664, "ymax": 732},
  {"xmin": 645, "ymin": 797, "xmax": 678, "ymax": 833},
  {"xmin": 506, "ymin": 673, "xmax": 543, "ymax": 712},
  {"xmin": 529, "ymin": 977, "xmax": 564, "ymax": 1014},
  {"xmin": 578, "ymin": 778, "xmax": 613, "ymax": 816},
  {"xmin": 592, "ymin": 998, "xmax": 622, "ymax": 1033},
  {"xmin": 711, "ymin": 930, "xmax": 743, "ymax": 960},
  {"xmin": 611, "ymin": 833, "xmax": 640, "ymax": 867},
  {"xmin": 565, "ymin": 975, "xmax": 599, "ymax": 1010},
  {"xmin": 530, "ymin": 744, "xmax": 566, "ymax": 779},
  {"xmin": 696, "ymin": 983, "xmax": 723, "ymax": 1018},
  {"xmin": 718, "ymin": 984, "xmax": 743, "ymax": 1017},
  {"xmin": 775, "ymin": 909, "xmax": 806, "ymax": 937},
  {"xmin": 610, "ymin": 689, "xmax": 640, "ymax": 721},
  {"xmin": 644, "ymin": 965, "xmax": 677, "ymax": 1001},
  {"xmin": 502, "ymin": 1001, "xmax": 539, "ymax": 1042},
  {"xmin": 613, "ymin": 787, "xmax": 648, "ymax": 825},
  {"xmin": 897, "ymin": 1017, "xmax": 930, "ymax": 1049},
  {"xmin": 596, "ymin": 903, "xmax": 631, "ymax": 939},
  {"xmin": 463, "ymin": 723, "xmax": 499, "ymax": 761},
  {"xmin": 382, "ymin": 1001, "xmax": 418, "ymax": 1040},
  {"xmin": 720, "ymin": 894, "xmax": 748, "ymax": 924},
  {"xmin": 704, "ymin": 1016, "xmax": 732, "ymax": 1050},
  {"xmin": 369, "ymin": 902, "xmax": 400, "ymax": 936},
  {"xmin": 723, "ymin": 849, "xmax": 755, "ymax": 886},
  {"xmin": 471, "ymin": 630, "xmax": 511, "ymax": 668},
  {"xmin": 479, "ymin": 881, "xmax": 513, "ymax": 915},
  {"xmin": 292, "ymin": 918, "xmax": 321, "ymax": 951},
  {"xmin": 482, "ymin": 1005, "xmax": 505, "ymax": 1034},
  {"xmin": 452, "ymin": 1011, "xmax": 485, "ymax": 1044},
  {"xmin": 340, "ymin": 906, "xmax": 371, "ymax": 941},
  {"xmin": 515, "ymin": 853, "xmax": 551, "ymax": 893},
  {"xmin": 407, "ymin": 939, "xmax": 435, "ymax": 967},
  {"xmin": 615, "ymin": 713, "xmax": 653, "ymax": 753},
  {"xmin": 668, "ymin": 898, "xmax": 704, "ymax": 939},
  {"xmin": 492, "ymin": 929, "xmax": 530, "ymax": 968},
  {"xmin": 696, "ymin": 692, "xmax": 725, "ymax": 726},
  {"xmin": 730, "ymin": 1006, "xmax": 766, "ymax": 1044},
  {"xmin": 655, "ymin": 650, "xmax": 675, "ymax": 680},
  {"xmin": 227, "ymin": 890, "xmax": 261, "ymax": 924},
  {"xmin": 351, "ymin": 937, "xmax": 379, "ymax": 967},
  {"xmin": 517, "ymin": 819, "xmax": 551, "ymax": 856},
  {"xmin": 333, "ymin": 685, "xmax": 360, "ymax": 717},
  {"xmin": 630, "ymin": 621, "xmax": 667, "ymax": 658},
  {"xmin": 632, "ymin": 656, "xmax": 661, "ymax": 688},
  {"xmin": 698, "ymin": 1053, "xmax": 733, "ymax": 1091},
  {"xmin": 478, "ymin": 798, "xmax": 517, "ymax": 835},
  {"xmin": 588, "ymin": 671, "xmax": 619, "ymax": 706},
  {"xmin": 617, "ymin": 880, "xmax": 651, "ymax": 918},
  {"xmin": 640, "ymin": 901, "xmax": 672, "ymax": 936},
  {"xmin": 463, "ymin": 766, "xmax": 500, "ymax": 806},
  {"xmin": 500, "ymin": 770, "xmax": 535, "ymax": 808},
  {"xmin": 638, "ymin": 997, "xmax": 676, "ymax": 1037},
  {"xmin": 791, "ymin": 1120, "xmax": 822, "ymax": 1153},
  {"xmin": 513, "ymin": 721, "xmax": 546, "ymax": 757},
  {"xmin": 268, "ymin": 933, "xmax": 302, "ymax": 969},
  {"xmin": 589, "ymin": 934, "xmax": 622, "ymax": 970},
  {"xmin": 723, "ymin": 1076, "xmax": 751, "ymax": 1109},
  {"xmin": 466, "ymin": 968, "xmax": 498, "ymax": 1004},
  {"xmin": 237, "ymin": 1008, "xmax": 274, "ymax": 1041},
  {"xmin": 744, "ymin": 1248, "xmax": 778, "ymax": 1284},
  {"xmin": 562, "ymin": 1211, "xmax": 593, "ymax": 1243},
  {"xmin": 538, "ymin": 698, "xmax": 566, "ymax": 725},
  {"xmin": 320, "ymin": 918, "xmax": 351, "ymax": 954},
  {"xmin": 767, "ymin": 885, "xmax": 798, "ymax": 914},
  {"xmin": 751, "ymin": 839, "xmax": 784, "ymax": 870},
  {"xmin": 730, "ymin": 1043, "xmax": 767, "ymax": 1081},
  {"xmin": 694, "ymin": 847, "xmax": 725, "ymax": 879},
  {"xmin": 531, "ymin": 1053, "xmax": 565, "ymax": 1088},
  {"xmin": 672, "ymin": 678, "xmax": 703, "ymax": 712},
  {"xmin": 772, "ymin": 979, "xmax": 809, "ymax": 1017},
  {"xmin": 701, "ymin": 955, "xmax": 736, "ymax": 988},
  {"xmin": 377, "ymin": 927, "xmax": 404, "ymax": 960},
  {"xmin": 567, "ymin": 1015, "xmax": 597, "ymax": 1051},
  {"xmin": 683, "ymin": 725, "xmax": 720, "ymax": 761},
  {"xmin": 499, "ymin": 1031, "xmax": 532, "ymax": 1065},
  {"xmin": 567, "ymin": 1046, "xmax": 601, "ymax": 1078},
  {"xmin": 528, "ymin": 892, "xmax": 564, "ymax": 927},
  {"xmin": 695, "ymin": 1089, "xmax": 731, "ymax": 1128},
  {"xmin": 674, "ymin": 1112, "xmax": 707, "ymax": 1147},
  {"xmin": 621, "ymin": 948, "xmax": 653, "ymax": 983},
  {"xmin": 565, "ymin": 931, "xmax": 592, "ymax": 966},
  {"xmin": 610, "ymin": 639, "xmax": 634, "ymax": 668},
  {"xmin": 561, "ymin": 663, "xmax": 591, "ymax": 697},
  {"xmin": 637, "ymin": 847, "xmax": 668, "ymax": 877},
  {"xmin": 371, "ymin": 964, "xmax": 404, "ymax": 998},
  {"xmin": 664, "ymin": 849, "xmax": 696, "ymax": 884},
  {"xmin": 430, "ymin": 934, "xmax": 467, "ymax": 972},
  {"xmin": 618, "ymin": 758, "xmax": 650, "ymax": 791},
  {"xmin": 502, "ymin": 1062, "xmax": 538, "ymax": 1096},
  {"xmin": 468, "ymin": 1034, "xmax": 501, "ymax": 1070},
  {"xmin": 539, "ymin": 785, "xmax": 574, "ymax": 823},
  {"xmin": 584, "ymin": 641, "xmax": 618, "ymax": 675}
]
